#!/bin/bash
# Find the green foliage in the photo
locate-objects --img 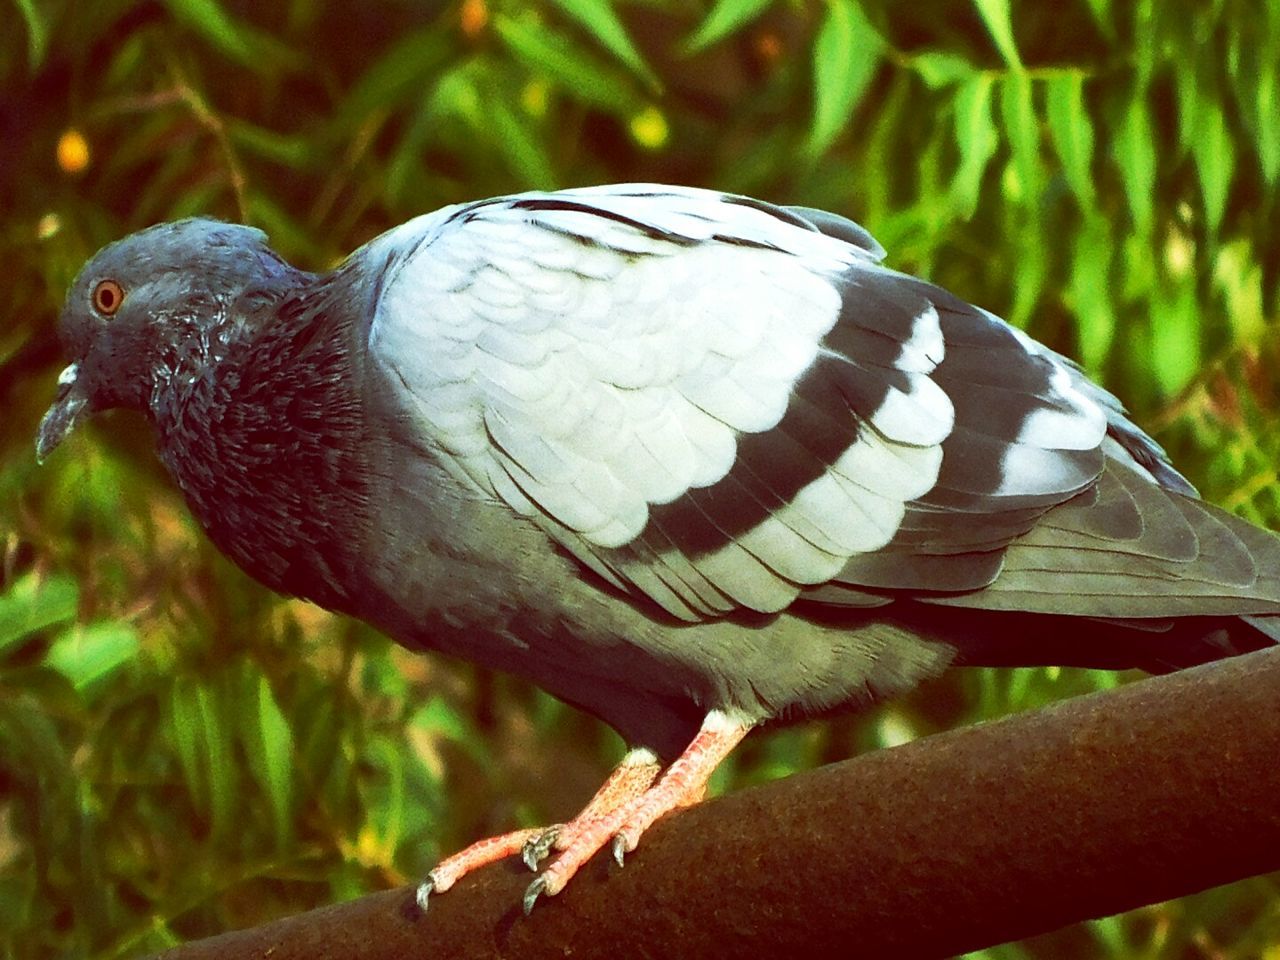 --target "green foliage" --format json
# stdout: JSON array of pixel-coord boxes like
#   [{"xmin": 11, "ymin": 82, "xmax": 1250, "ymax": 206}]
[{"xmin": 2, "ymin": 0, "xmax": 1280, "ymax": 957}]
